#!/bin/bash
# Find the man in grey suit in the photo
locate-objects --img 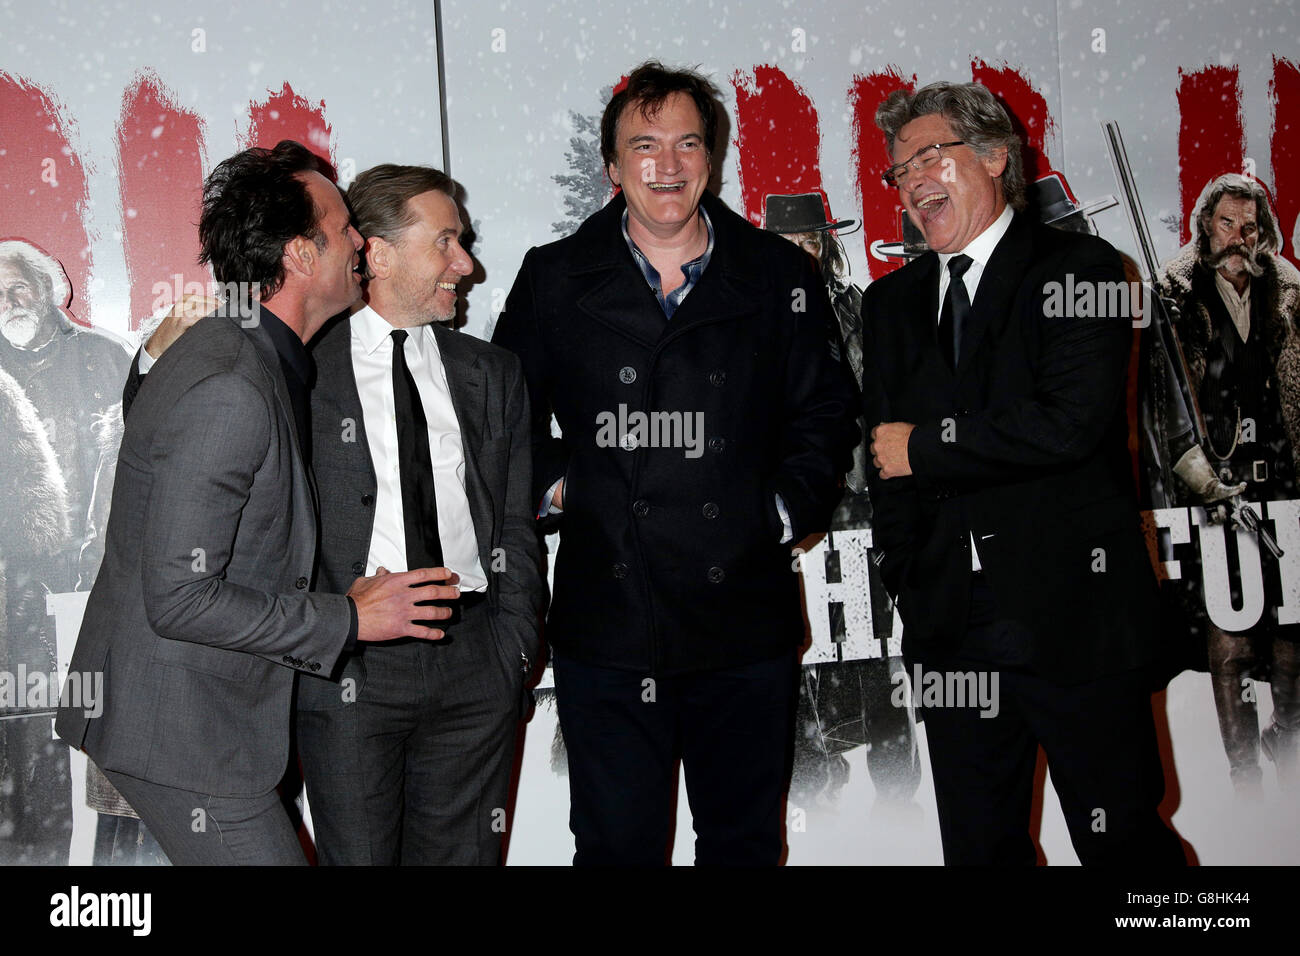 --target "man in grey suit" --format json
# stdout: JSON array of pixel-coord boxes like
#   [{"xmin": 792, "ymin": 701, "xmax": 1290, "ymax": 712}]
[
  {"xmin": 296, "ymin": 165, "xmax": 544, "ymax": 865},
  {"xmin": 56, "ymin": 142, "xmax": 454, "ymax": 865}
]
